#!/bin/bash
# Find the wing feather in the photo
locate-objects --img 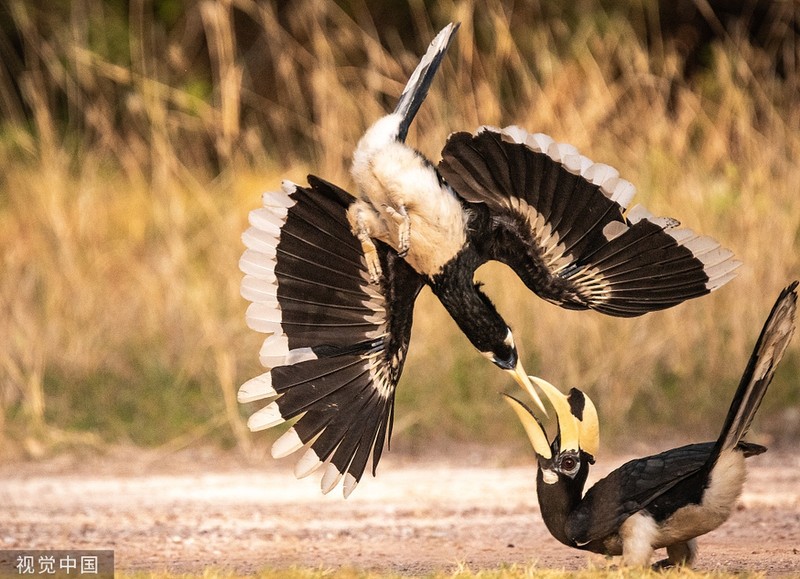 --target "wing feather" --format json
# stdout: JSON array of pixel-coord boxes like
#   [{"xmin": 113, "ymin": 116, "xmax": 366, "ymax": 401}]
[
  {"xmin": 239, "ymin": 176, "xmax": 424, "ymax": 496},
  {"xmin": 439, "ymin": 126, "xmax": 739, "ymax": 316},
  {"xmin": 566, "ymin": 443, "xmax": 712, "ymax": 545}
]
